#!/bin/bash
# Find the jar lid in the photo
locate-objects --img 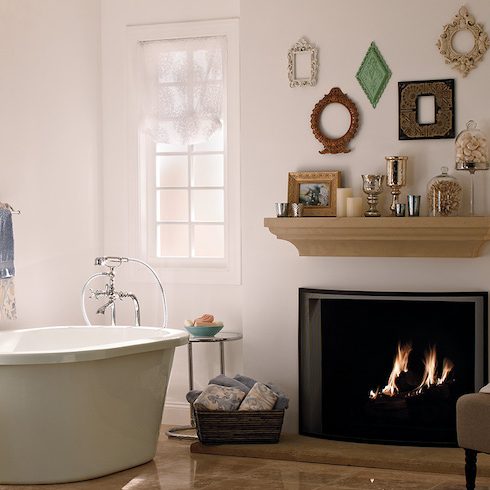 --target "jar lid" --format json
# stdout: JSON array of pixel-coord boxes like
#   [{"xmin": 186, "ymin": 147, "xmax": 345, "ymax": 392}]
[{"xmin": 433, "ymin": 166, "xmax": 458, "ymax": 180}]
